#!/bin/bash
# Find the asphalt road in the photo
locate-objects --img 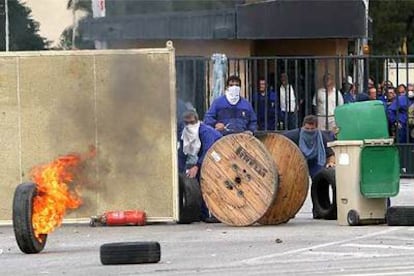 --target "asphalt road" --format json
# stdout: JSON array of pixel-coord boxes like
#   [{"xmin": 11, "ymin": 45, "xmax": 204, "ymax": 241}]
[{"xmin": 1, "ymin": 179, "xmax": 414, "ymax": 276}]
